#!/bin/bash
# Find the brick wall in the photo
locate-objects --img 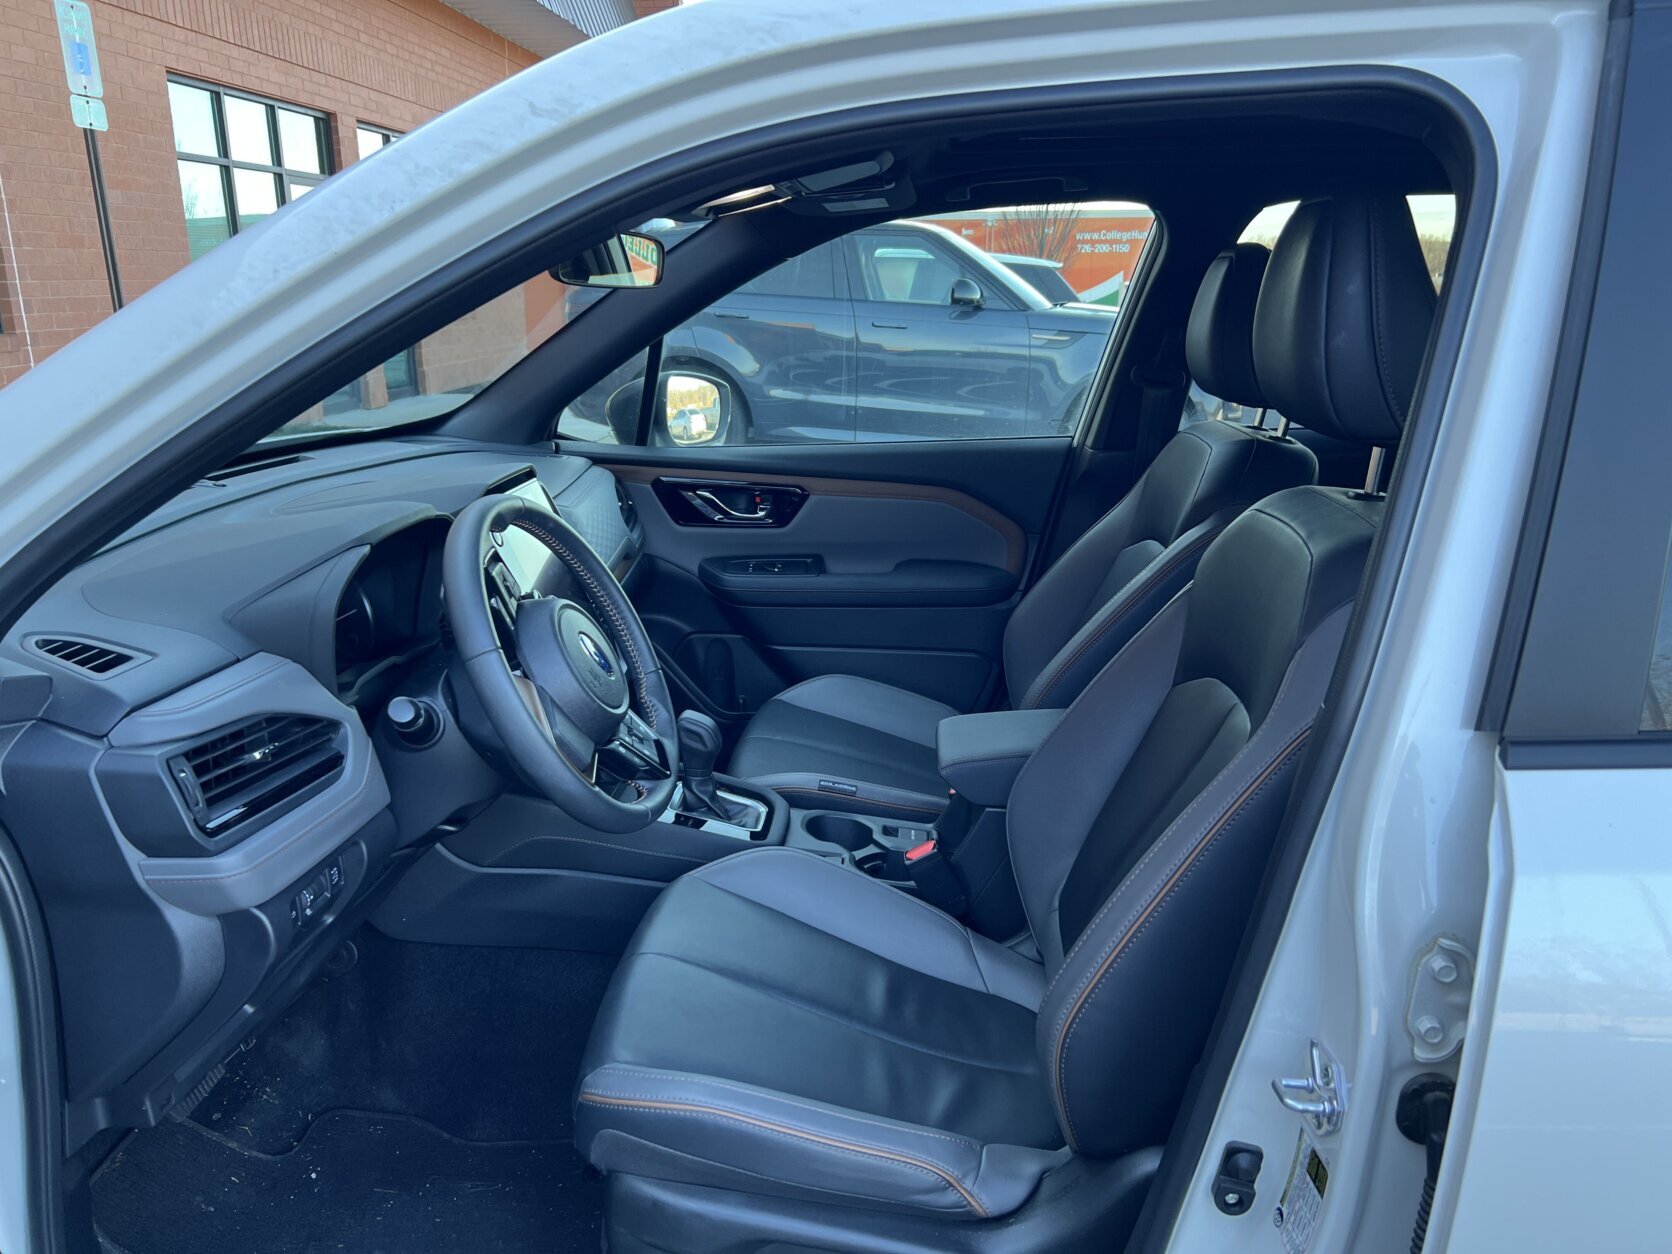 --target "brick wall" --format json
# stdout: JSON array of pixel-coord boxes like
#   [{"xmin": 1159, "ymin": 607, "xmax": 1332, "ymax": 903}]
[{"xmin": 0, "ymin": 0, "xmax": 555, "ymax": 388}]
